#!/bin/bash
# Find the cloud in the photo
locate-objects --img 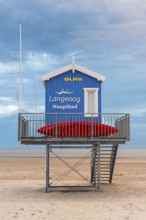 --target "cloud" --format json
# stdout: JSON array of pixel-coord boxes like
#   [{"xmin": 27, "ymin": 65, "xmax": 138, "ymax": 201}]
[
  {"xmin": 0, "ymin": 105, "xmax": 19, "ymax": 117},
  {"xmin": 28, "ymin": 52, "xmax": 59, "ymax": 73},
  {"xmin": 0, "ymin": 96, "xmax": 19, "ymax": 117},
  {"xmin": 103, "ymin": 104, "xmax": 146, "ymax": 117},
  {"xmin": 1, "ymin": 0, "xmax": 146, "ymax": 59},
  {"xmin": 132, "ymin": 123, "xmax": 146, "ymax": 130},
  {"xmin": 0, "ymin": 62, "xmax": 18, "ymax": 74},
  {"xmin": 0, "ymin": 79, "xmax": 8, "ymax": 85},
  {"xmin": 23, "ymin": 104, "xmax": 45, "ymax": 113},
  {"xmin": 0, "ymin": 97, "xmax": 15, "ymax": 102}
]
